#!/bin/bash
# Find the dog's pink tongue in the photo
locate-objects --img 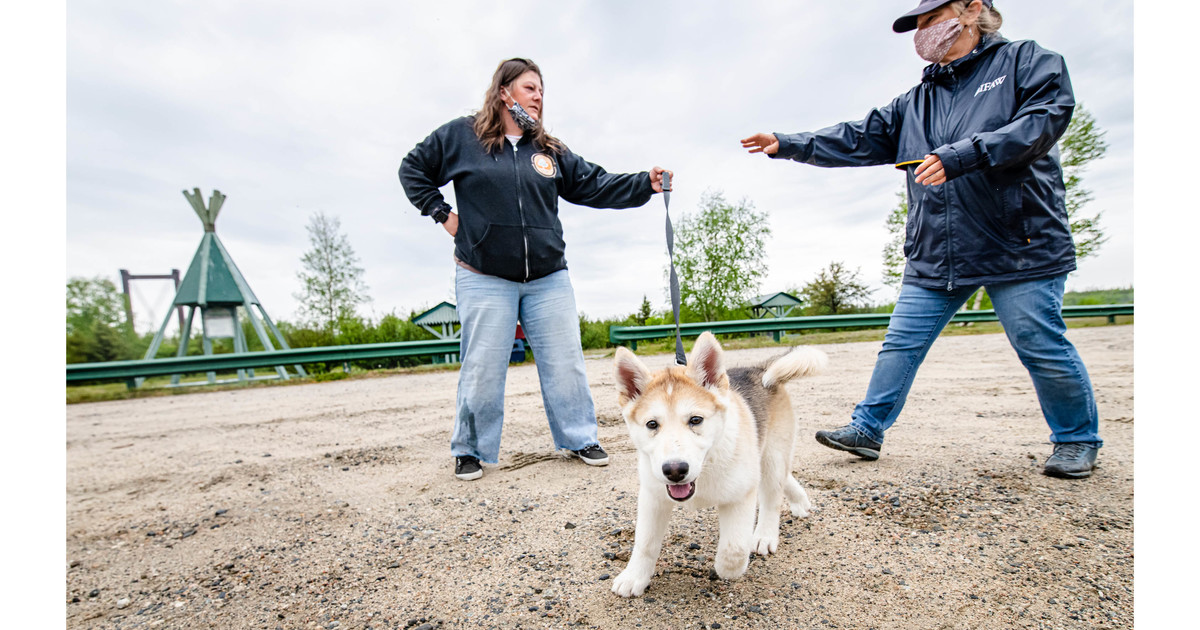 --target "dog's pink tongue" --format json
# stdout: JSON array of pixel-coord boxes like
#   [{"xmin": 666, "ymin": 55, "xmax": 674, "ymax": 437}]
[{"xmin": 667, "ymin": 483, "xmax": 693, "ymax": 499}]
